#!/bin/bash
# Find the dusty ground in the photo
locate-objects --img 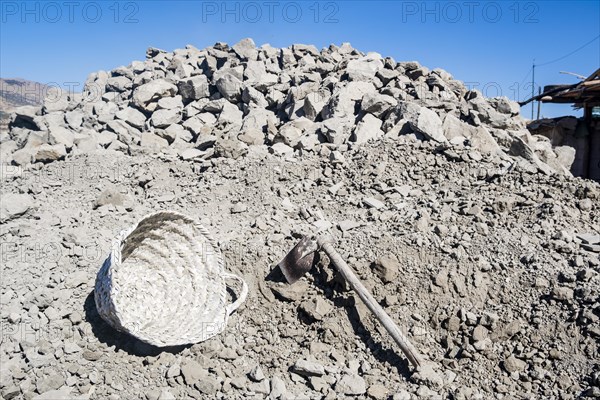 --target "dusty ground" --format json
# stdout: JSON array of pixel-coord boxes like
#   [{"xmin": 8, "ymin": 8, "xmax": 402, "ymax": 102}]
[{"xmin": 1, "ymin": 135, "xmax": 599, "ymax": 399}]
